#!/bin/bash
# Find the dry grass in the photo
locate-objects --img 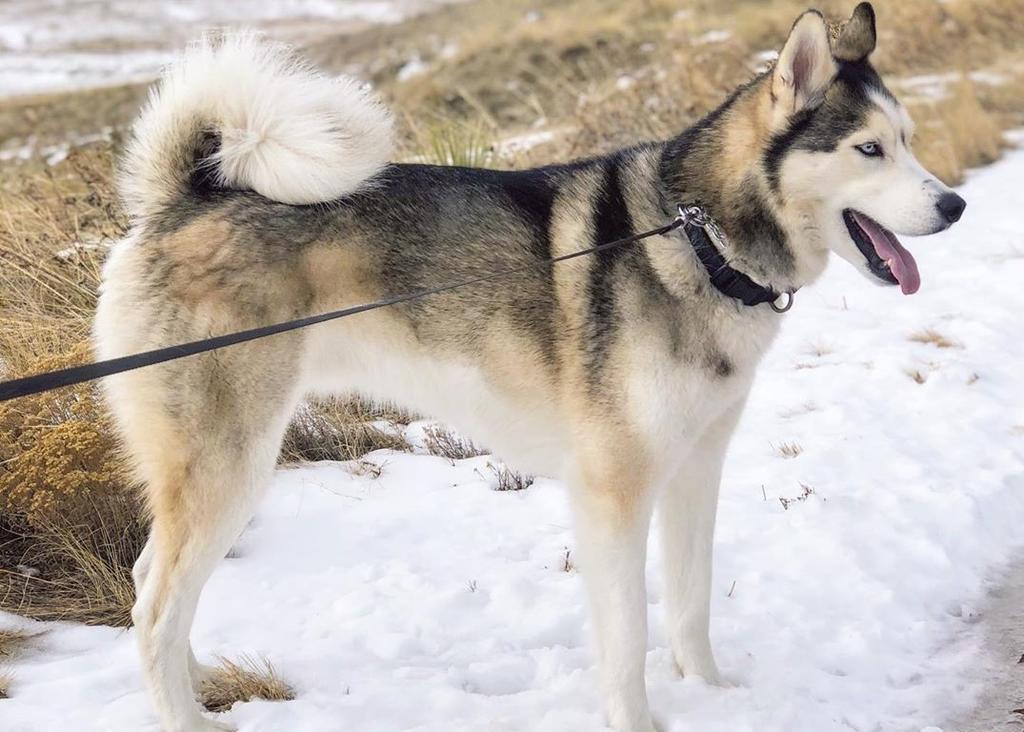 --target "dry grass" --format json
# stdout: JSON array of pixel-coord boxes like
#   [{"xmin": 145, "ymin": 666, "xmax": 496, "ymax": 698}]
[
  {"xmin": 0, "ymin": 628, "xmax": 30, "ymax": 657},
  {"xmin": 200, "ymin": 655, "xmax": 295, "ymax": 713},
  {"xmin": 280, "ymin": 398, "xmax": 413, "ymax": 464},
  {"xmin": 354, "ymin": 0, "xmax": 1024, "ymax": 184},
  {"xmin": 561, "ymin": 548, "xmax": 575, "ymax": 573},
  {"xmin": 482, "ymin": 461, "xmax": 535, "ymax": 492},
  {"xmin": 907, "ymin": 76, "xmax": 1009, "ymax": 186},
  {"xmin": 909, "ymin": 328, "xmax": 961, "ymax": 349},
  {"xmin": 0, "ymin": 345, "xmax": 144, "ymax": 627},
  {"xmin": 906, "ymin": 368, "xmax": 928, "ymax": 384},
  {"xmin": 0, "ymin": 497, "xmax": 144, "ymax": 627},
  {"xmin": 422, "ymin": 425, "xmax": 486, "ymax": 462},
  {"xmin": 407, "ymin": 121, "xmax": 497, "ymax": 167},
  {"xmin": 0, "ymin": 143, "xmax": 125, "ymax": 370},
  {"xmin": 0, "ymin": 627, "xmax": 36, "ymax": 699},
  {"xmin": 779, "ymin": 483, "xmax": 816, "ymax": 511},
  {"xmin": 774, "ymin": 442, "xmax": 804, "ymax": 459}
]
